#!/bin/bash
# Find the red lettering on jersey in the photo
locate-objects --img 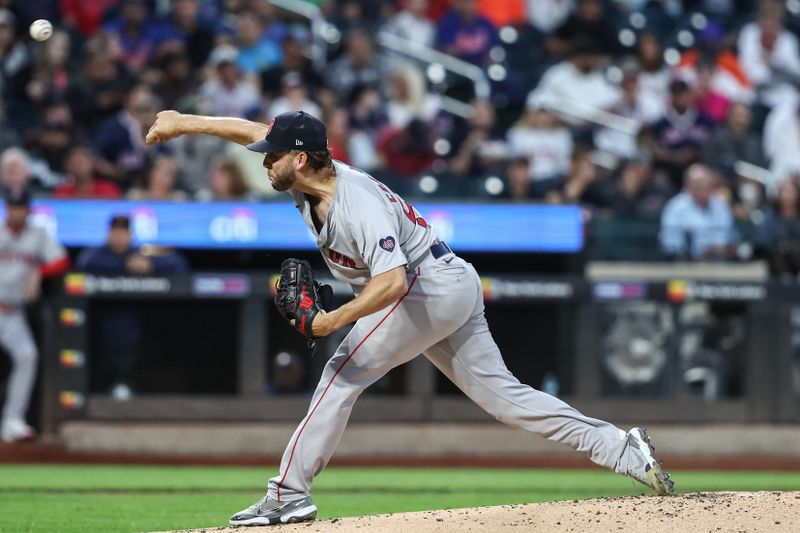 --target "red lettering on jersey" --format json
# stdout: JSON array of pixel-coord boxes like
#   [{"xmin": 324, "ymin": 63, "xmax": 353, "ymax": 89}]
[
  {"xmin": 401, "ymin": 200, "xmax": 429, "ymax": 228},
  {"xmin": 327, "ymin": 248, "xmax": 357, "ymax": 269}
]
